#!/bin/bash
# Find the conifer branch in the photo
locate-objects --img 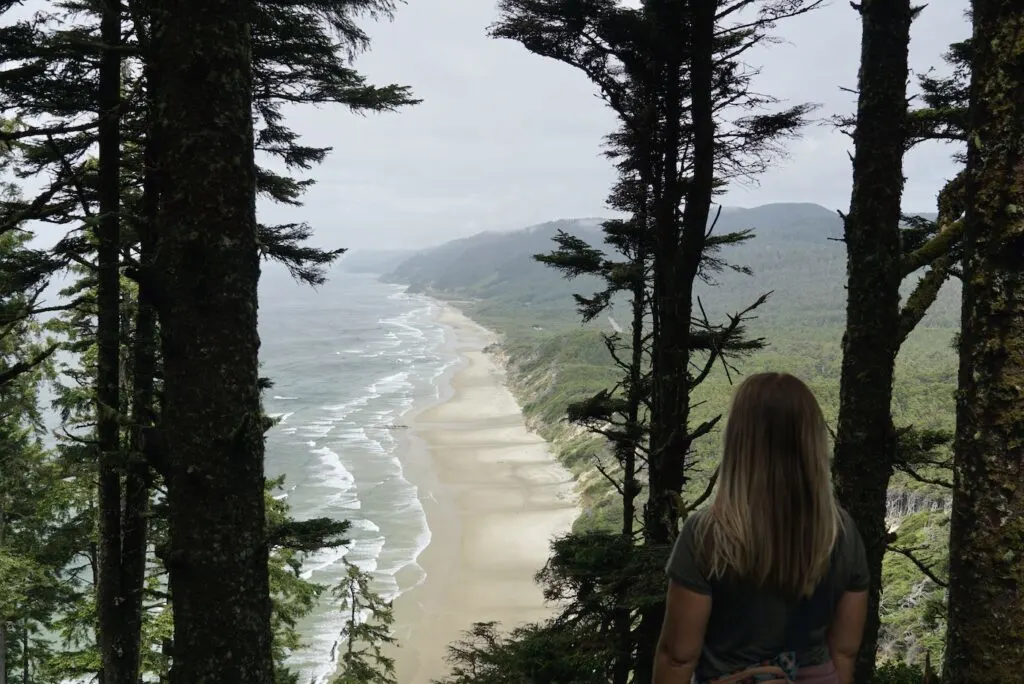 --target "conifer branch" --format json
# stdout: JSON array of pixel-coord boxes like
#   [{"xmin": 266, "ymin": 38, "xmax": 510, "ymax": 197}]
[
  {"xmin": 898, "ymin": 252, "xmax": 954, "ymax": 343},
  {"xmin": 894, "ymin": 462, "xmax": 953, "ymax": 489},
  {"xmin": 685, "ymin": 467, "xmax": 719, "ymax": 513},
  {"xmin": 689, "ymin": 415, "xmax": 722, "ymax": 443},
  {"xmin": 886, "ymin": 545, "xmax": 948, "ymax": 588},
  {"xmin": 0, "ymin": 343, "xmax": 58, "ymax": 388},
  {"xmin": 594, "ymin": 457, "xmax": 626, "ymax": 498},
  {"xmin": 901, "ymin": 218, "xmax": 963, "ymax": 277}
]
